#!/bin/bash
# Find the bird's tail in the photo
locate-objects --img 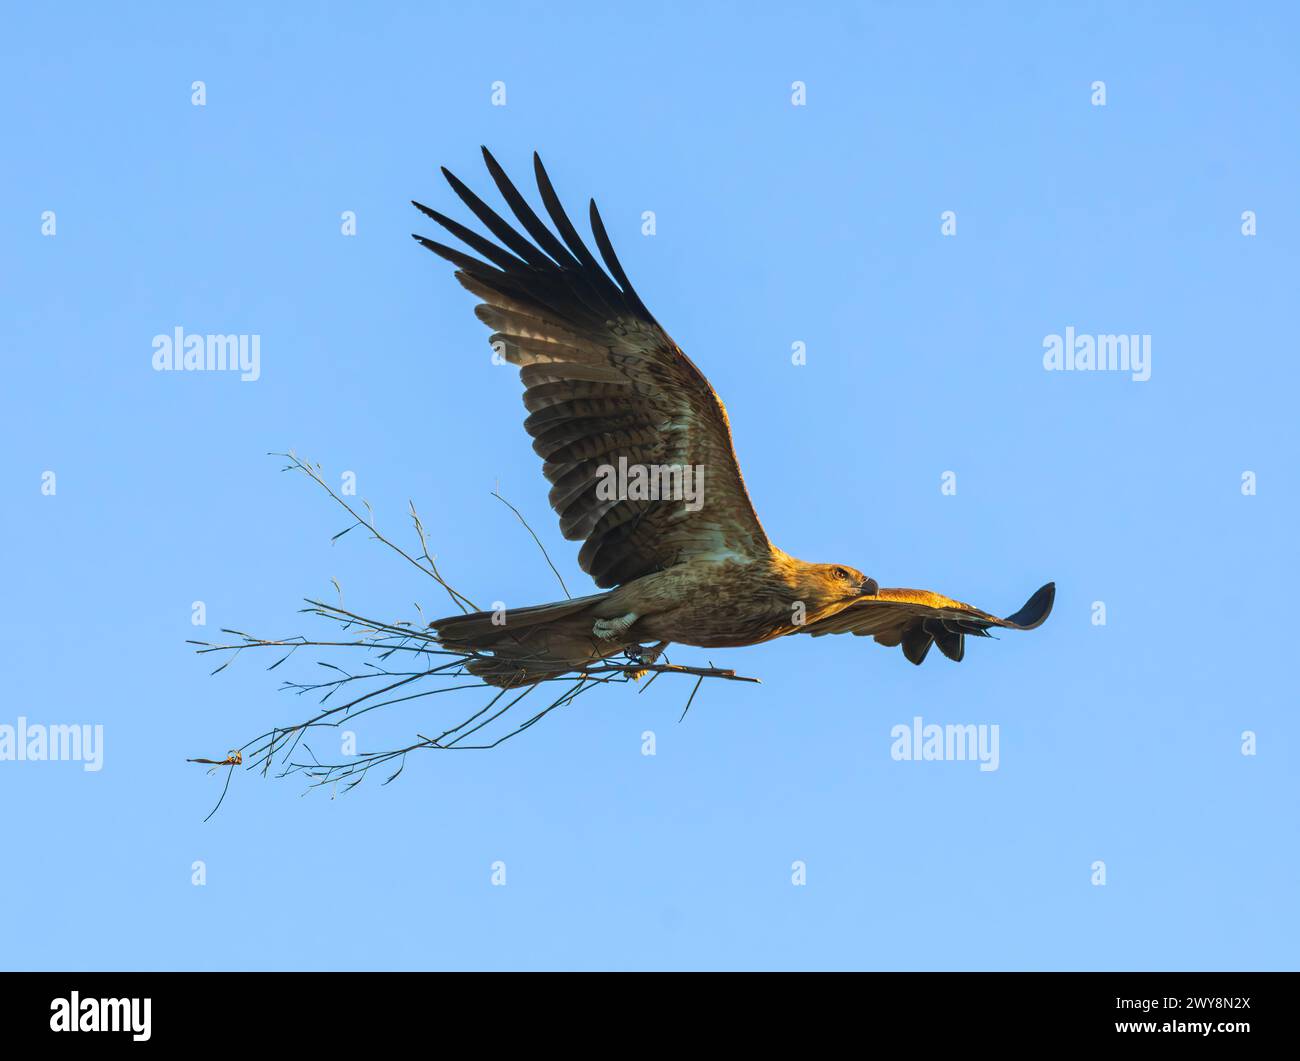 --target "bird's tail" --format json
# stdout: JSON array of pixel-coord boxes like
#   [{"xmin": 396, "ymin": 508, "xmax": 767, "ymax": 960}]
[{"xmin": 430, "ymin": 591, "xmax": 621, "ymax": 687}]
